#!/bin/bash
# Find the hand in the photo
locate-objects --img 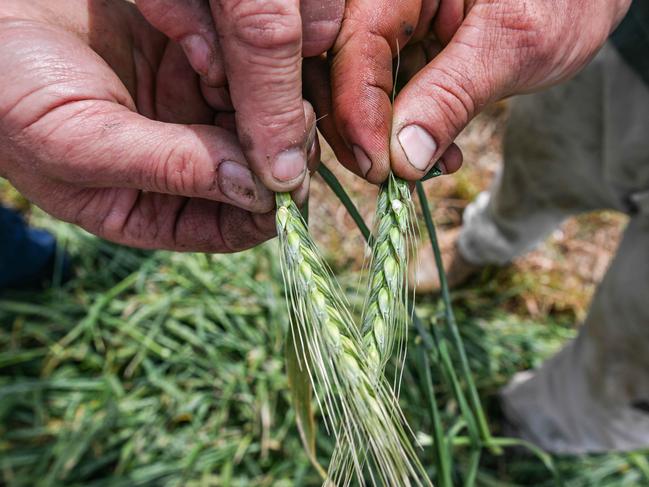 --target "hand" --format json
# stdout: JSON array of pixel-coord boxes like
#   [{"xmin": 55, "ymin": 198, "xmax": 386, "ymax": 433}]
[
  {"xmin": 136, "ymin": 0, "xmax": 344, "ymax": 192},
  {"xmin": 324, "ymin": 0, "xmax": 631, "ymax": 182},
  {"xmin": 0, "ymin": 0, "xmax": 310, "ymax": 253}
]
